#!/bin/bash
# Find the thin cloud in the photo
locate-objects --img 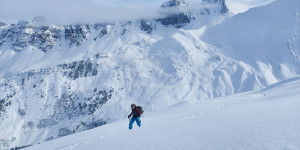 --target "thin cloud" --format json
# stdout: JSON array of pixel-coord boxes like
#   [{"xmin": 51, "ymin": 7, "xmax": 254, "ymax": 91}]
[
  {"xmin": 0, "ymin": 0, "xmax": 275, "ymax": 24},
  {"xmin": 0, "ymin": 0, "xmax": 166, "ymax": 24}
]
